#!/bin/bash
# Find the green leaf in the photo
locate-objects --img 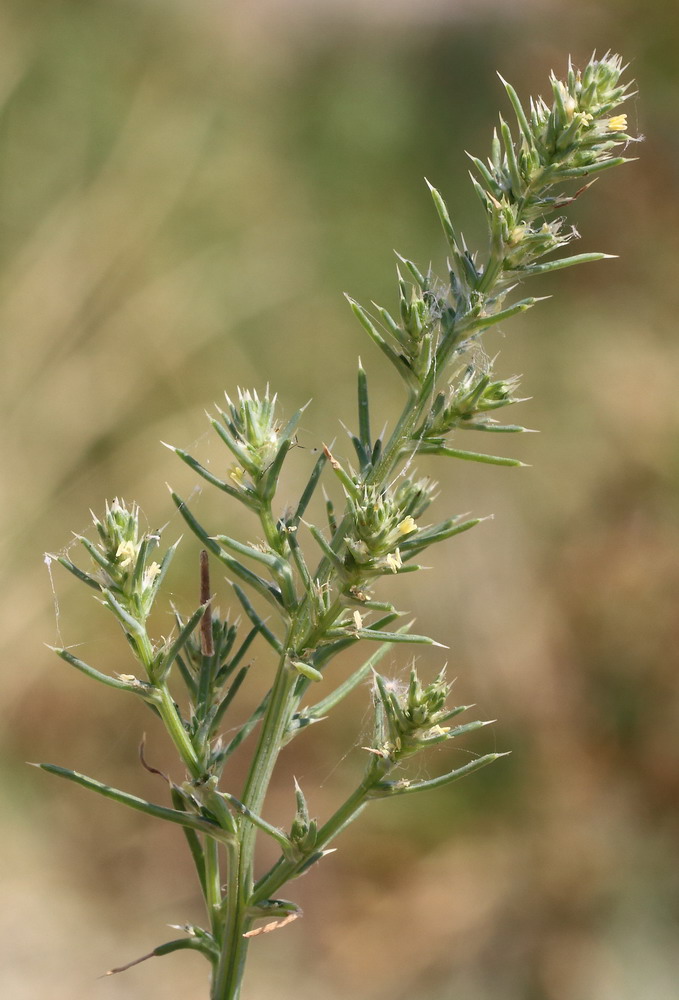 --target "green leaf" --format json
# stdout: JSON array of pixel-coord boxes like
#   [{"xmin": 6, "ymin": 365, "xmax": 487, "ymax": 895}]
[
  {"xmin": 33, "ymin": 764, "xmax": 233, "ymax": 841},
  {"xmin": 465, "ymin": 153, "xmax": 503, "ymax": 200},
  {"xmin": 438, "ymin": 703, "xmax": 474, "ymax": 724},
  {"xmin": 500, "ymin": 115, "xmax": 523, "ymax": 195},
  {"xmin": 213, "ymin": 665, "xmax": 249, "ymax": 727},
  {"xmin": 174, "ymin": 653, "xmax": 197, "ymax": 698},
  {"xmin": 498, "ymin": 73, "xmax": 533, "ymax": 146},
  {"xmin": 131, "ymin": 532, "xmax": 160, "ymax": 592},
  {"xmin": 101, "ymin": 588, "xmax": 146, "ymax": 638},
  {"xmin": 371, "ymin": 752, "xmax": 508, "ymax": 797},
  {"xmin": 352, "ymin": 626, "xmax": 445, "ymax": 648},
  {"xmin": 261, "ymin": 412, "xmax": 304, "ymax": 500},
  {"xmin": 157, "ymin": 603, "xmax": 207, "ymax": 681},
  {"xmin": 170, "ymin": 785, "xmax": 207, "ymax": 899},
  {"xmin": 169, "ymin": 492, "xmax": 219, "ymax": 557},
  {"xmin": 212, "ymin": 533, "xmax": 286, "ymax": 572},
  {"xmin": 210, "ymin": 412, "xmax": 259, "ymax": 475},
  {"xmin": 446, "ymin": 718, "xmax": 496, "ymax": 739},
  {"xmin": 372, "ymin": 301, "xmax": 409, "ymax": 348},
  {"xmin": 215, "ymin": 693, "xmax": 270, "ymax": 764},
  {"xmin": 278, "ymin": 401, "xmax": 309, "ymax": 445},
  {"xmin": 302, "ymin": 612, "xmax": 402, "ymax": 674},
  {"xmin": 171, "ymin": 491, "xmax": 284, "ymax": 610},
  {"xmin": 232, "ymin": 584, "xmax": 283, "ymax": 654},
  {"xmin": 50, "ymin": 646, "xmax": 156, "ymax": 698},
  {"xmin": 319, "ymin": 449, "xmax": 362, "ymax": 505},
  {"xmin": 459, "ymin": 421, "xmax": 534, "ymax": 433},
  {"xmin": 399, "ymin": 516, "xmax": 482, "ymax": 559},
  {"xmin": 416, "ymin": 444, "xmax": 526, "ymax": 467},
  {"xmin": 305, "ymin": 625, "xmax": 411, "ymax": 718},
  {"xmin": 106, "ymin": 933, "xmax": 218, "ymax": 975},
  {"xmin": 219, "ymin": 792, "xmax": 292, "ymax": 851},
  {"xmin": 516, "ymin": 252, "xmax": 616, "ymax": 276},
  {"xmin": 224, "ymin": 622, "xmax": 259, "ymax": 674},
  {"xmin": 394, "ymin": 252, "xmax": 428, "ymax": 290},
  {"xmin": 286, "ymin": 529, "xmax": 315, "ymax": 596},
  {"xmin": 212, "ymin": 534, "xmax": 297, "ymax": 607},
  {"xmin": 357, "ymin": 359, "xmax": 371, "ymax": 456},
  {"xmin": 425, "ymin": 180, "xmax": 464, "ymax": 267},
  {"xmin": 469, "ymin": 171, "xmax": 494, "ymax": 213},
  {"xmin": 345, "ymin": 295, "xmax": 416, "ymax": 386},
  {"xmin": 324, "ymin": 494, "xmax": 337, "ymax": 535},
  {"xmin": 164, "ymin": 443, "xmax": 257, "ymax": 509},
  {"xmin": 289, "ymin": 451, "xmax": 327, "ymax": 527},
  {"xmin": 75, "ymin": 534, "xmax": 113, "ymax": 574},
  {"xmin": 306, "ymin": 523, "xmax": 346, "ymax": 574},
  {"xmin": 556, "ymin": 156, "xmax": 630, "ymax": 179},
  {"xmin": 462, "ymin": 295, "xmax": 543, "ymax": 333},
  {"xmin": 56, "ymin": 555, "xmax": 101, "ymax": 591}
]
